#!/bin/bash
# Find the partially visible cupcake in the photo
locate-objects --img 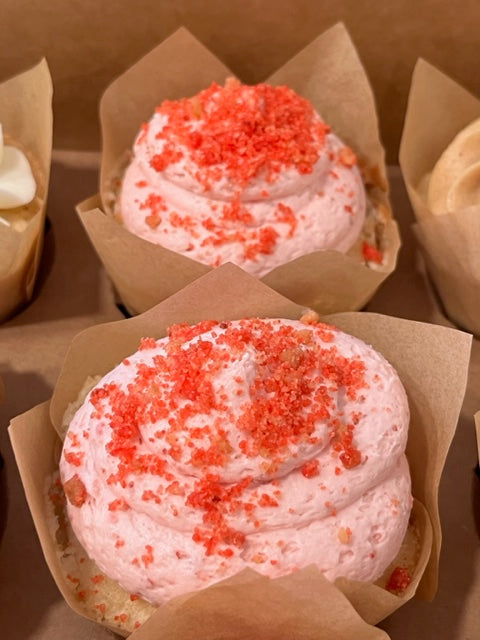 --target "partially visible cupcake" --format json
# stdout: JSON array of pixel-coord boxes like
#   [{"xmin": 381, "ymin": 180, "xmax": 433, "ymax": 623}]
[
  {"xmin": 399, "ymin": 58, "xmax": 480, "ymax": 335},
  {"xmin": 0, "ymin": 124, "xmax": 39, "ymax": 235},
  {"xmin": 108, "ymin": 79, "xmax": 387, "ymax": 277},
  {"xmin": 426, "ymin": 117, "xmax": 480, "ymax": 215},
  {"xmin": 0, "ymin": 58, "xmax": 52, "ymax": 322}
]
